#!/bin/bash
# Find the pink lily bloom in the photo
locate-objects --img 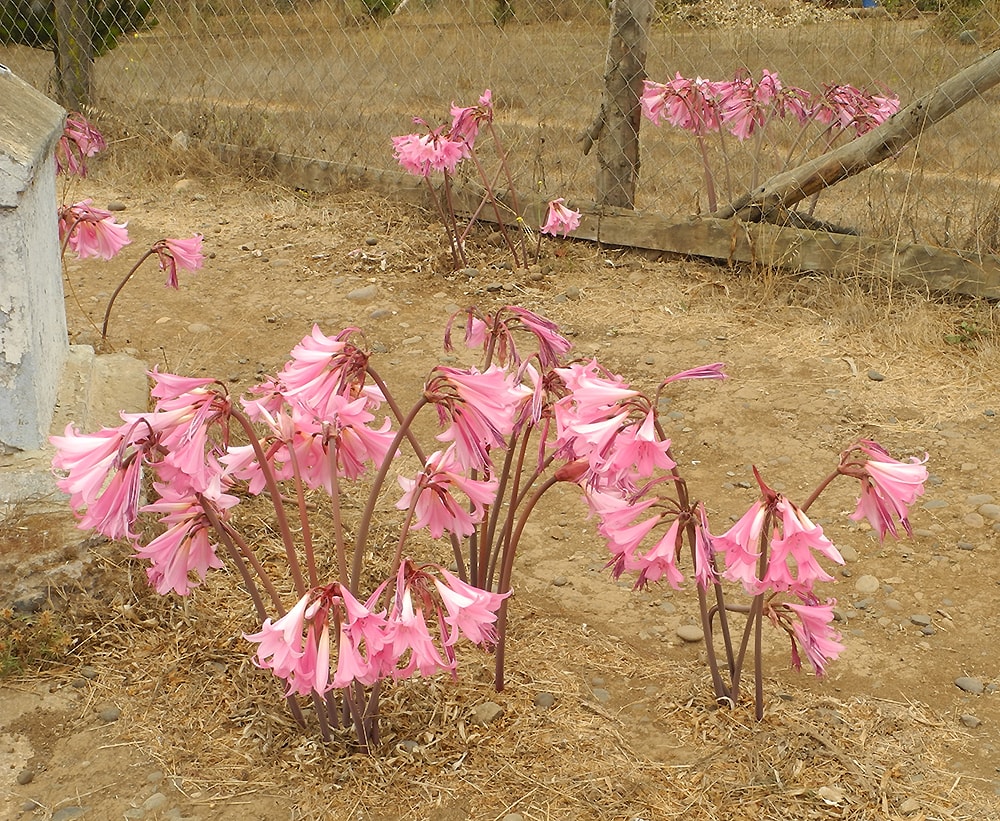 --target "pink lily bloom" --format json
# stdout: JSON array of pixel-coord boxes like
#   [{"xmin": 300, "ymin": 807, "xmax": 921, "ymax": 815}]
[
  {"xmin": 692, "ymin": 502, "xmax": 717, "ymax": 589},
  {"xmin": 392, "ymin": 122, "xmax": 469, "ymax": 177},
  {"xmin": 765, "ymin": 498, "xmax": 843, "ymax": 593},
  {"xmin": 641, "ymin": 74, "xmax": 722, "ymax": 134},
  {"xmin": 781, "ymin": 598, "xmax": 845, "ymax": 676},
  {"xmin": 450, "ymin": 88, "xmax": 493, "ymax": 147},
  {"xmin": 634, "ymin": 517, "xmax": 685, "ymax": 590},
  {"xmin": 540, "ymin": 198, "xmax": 581, "ymax": 237},
  {"xmin": 386, "ymin": 582, "xmax": 455, "ymax": 679},
  {"xmin": 848, "ymin": 439, "xmax": 928, "ymax": 539},
  {"xmin": 245, "ymin": 593, "xmax": 311, "ymax": 682},
  {"xmin": 428, "ymin": 365, "xmax": 530, "ymax": 471},
  {"xmin": 396, "ymin": 447, "xmax": 499, "ymax": 539},
  {"xmin": 278, "ymin": 326, "xmax": 376, "ymax": 419},
  {"xmin": 601, "ymin": 409, "xmax": 676, "ymax": 482},
  {"xmin": 58, "ymin": 200, "xmax": 131, "ymax": 260},
  {"xmin": 661, "ymin": 362, "xmax": 727, "ymax": 385},
  {"xmin": 55, "ymin": 113, "xmax": 106, "ymax": 177},
  {"xmin": 135, "ymin": 483, "xmax": 236, "ymax": 596},
  {"xmin": 152, "ymin": 235, "xmax": 204, "ymax": 288},
  {"xmin": 713, "ymin": 499, "xmax": 767, "ymax": 593},
  {"xmin": 433, "ymin": 567, "xmax": 509, "ymax": 646}
]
